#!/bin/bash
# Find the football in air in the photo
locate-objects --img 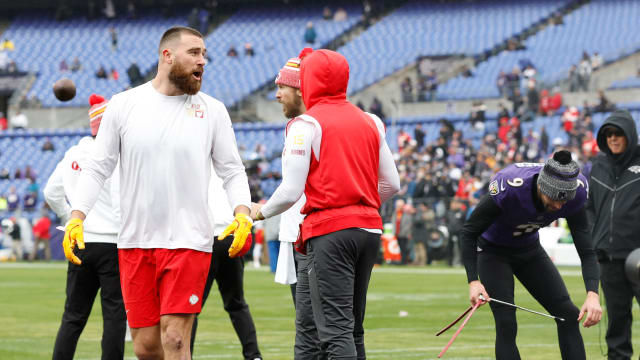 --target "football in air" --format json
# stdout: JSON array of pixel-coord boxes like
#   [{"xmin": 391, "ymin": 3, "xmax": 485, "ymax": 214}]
[{"xmin": 53, "ymin": 78, "xmax": 76, "ymax": 102}]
